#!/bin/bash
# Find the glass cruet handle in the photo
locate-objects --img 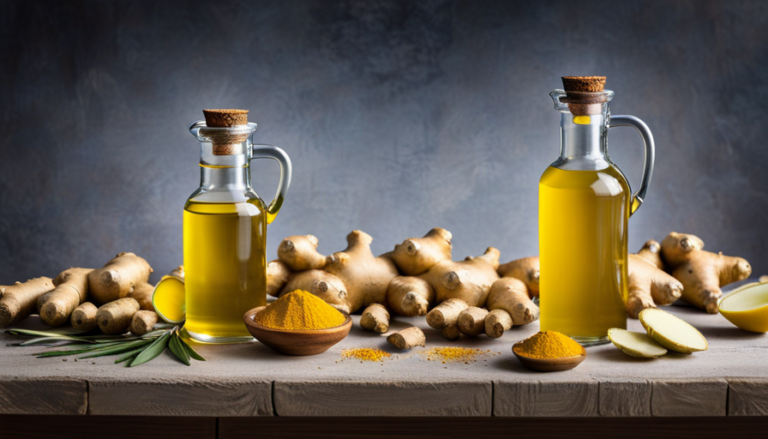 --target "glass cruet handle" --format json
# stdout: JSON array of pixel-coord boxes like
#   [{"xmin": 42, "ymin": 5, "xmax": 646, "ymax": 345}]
[
  {"xmin": 250, "ymin": 143, "xmax": 292, "ymax": 224},
  {"xmin": 609, "ymin": 115, "xmax": 655, "ymax": 215}
]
